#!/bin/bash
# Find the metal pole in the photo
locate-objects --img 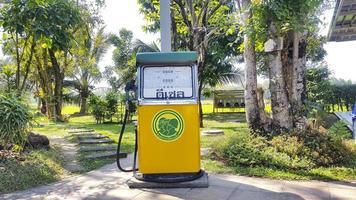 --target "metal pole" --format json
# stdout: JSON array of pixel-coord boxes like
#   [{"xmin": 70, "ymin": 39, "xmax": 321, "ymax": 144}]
[{"xmin": 160, "ymin": 0, "xmax": 171, "ymax": 52}]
